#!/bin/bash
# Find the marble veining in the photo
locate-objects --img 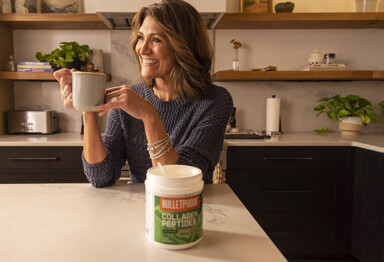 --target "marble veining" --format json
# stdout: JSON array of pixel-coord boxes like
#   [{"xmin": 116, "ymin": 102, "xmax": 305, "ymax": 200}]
[
  {"xmin": 203, "ymin": 203, "xmax": 229, "ymax": 225},
  {"xmin": 0, "ymin": 183, "xmax": 287, "ymax": 262}
]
